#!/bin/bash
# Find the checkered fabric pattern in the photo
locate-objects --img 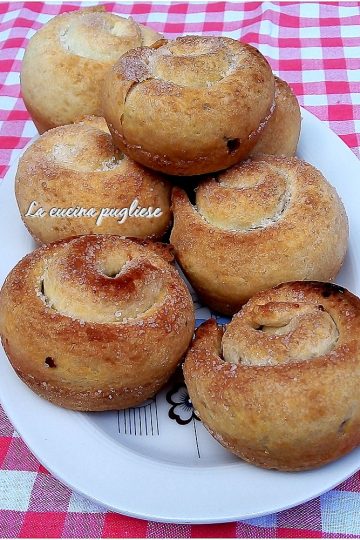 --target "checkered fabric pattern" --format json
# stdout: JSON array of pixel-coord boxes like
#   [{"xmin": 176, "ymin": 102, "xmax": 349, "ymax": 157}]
[{"xmin": 0, "ymin": 1, "xmax": 360, "ymax": 537}]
